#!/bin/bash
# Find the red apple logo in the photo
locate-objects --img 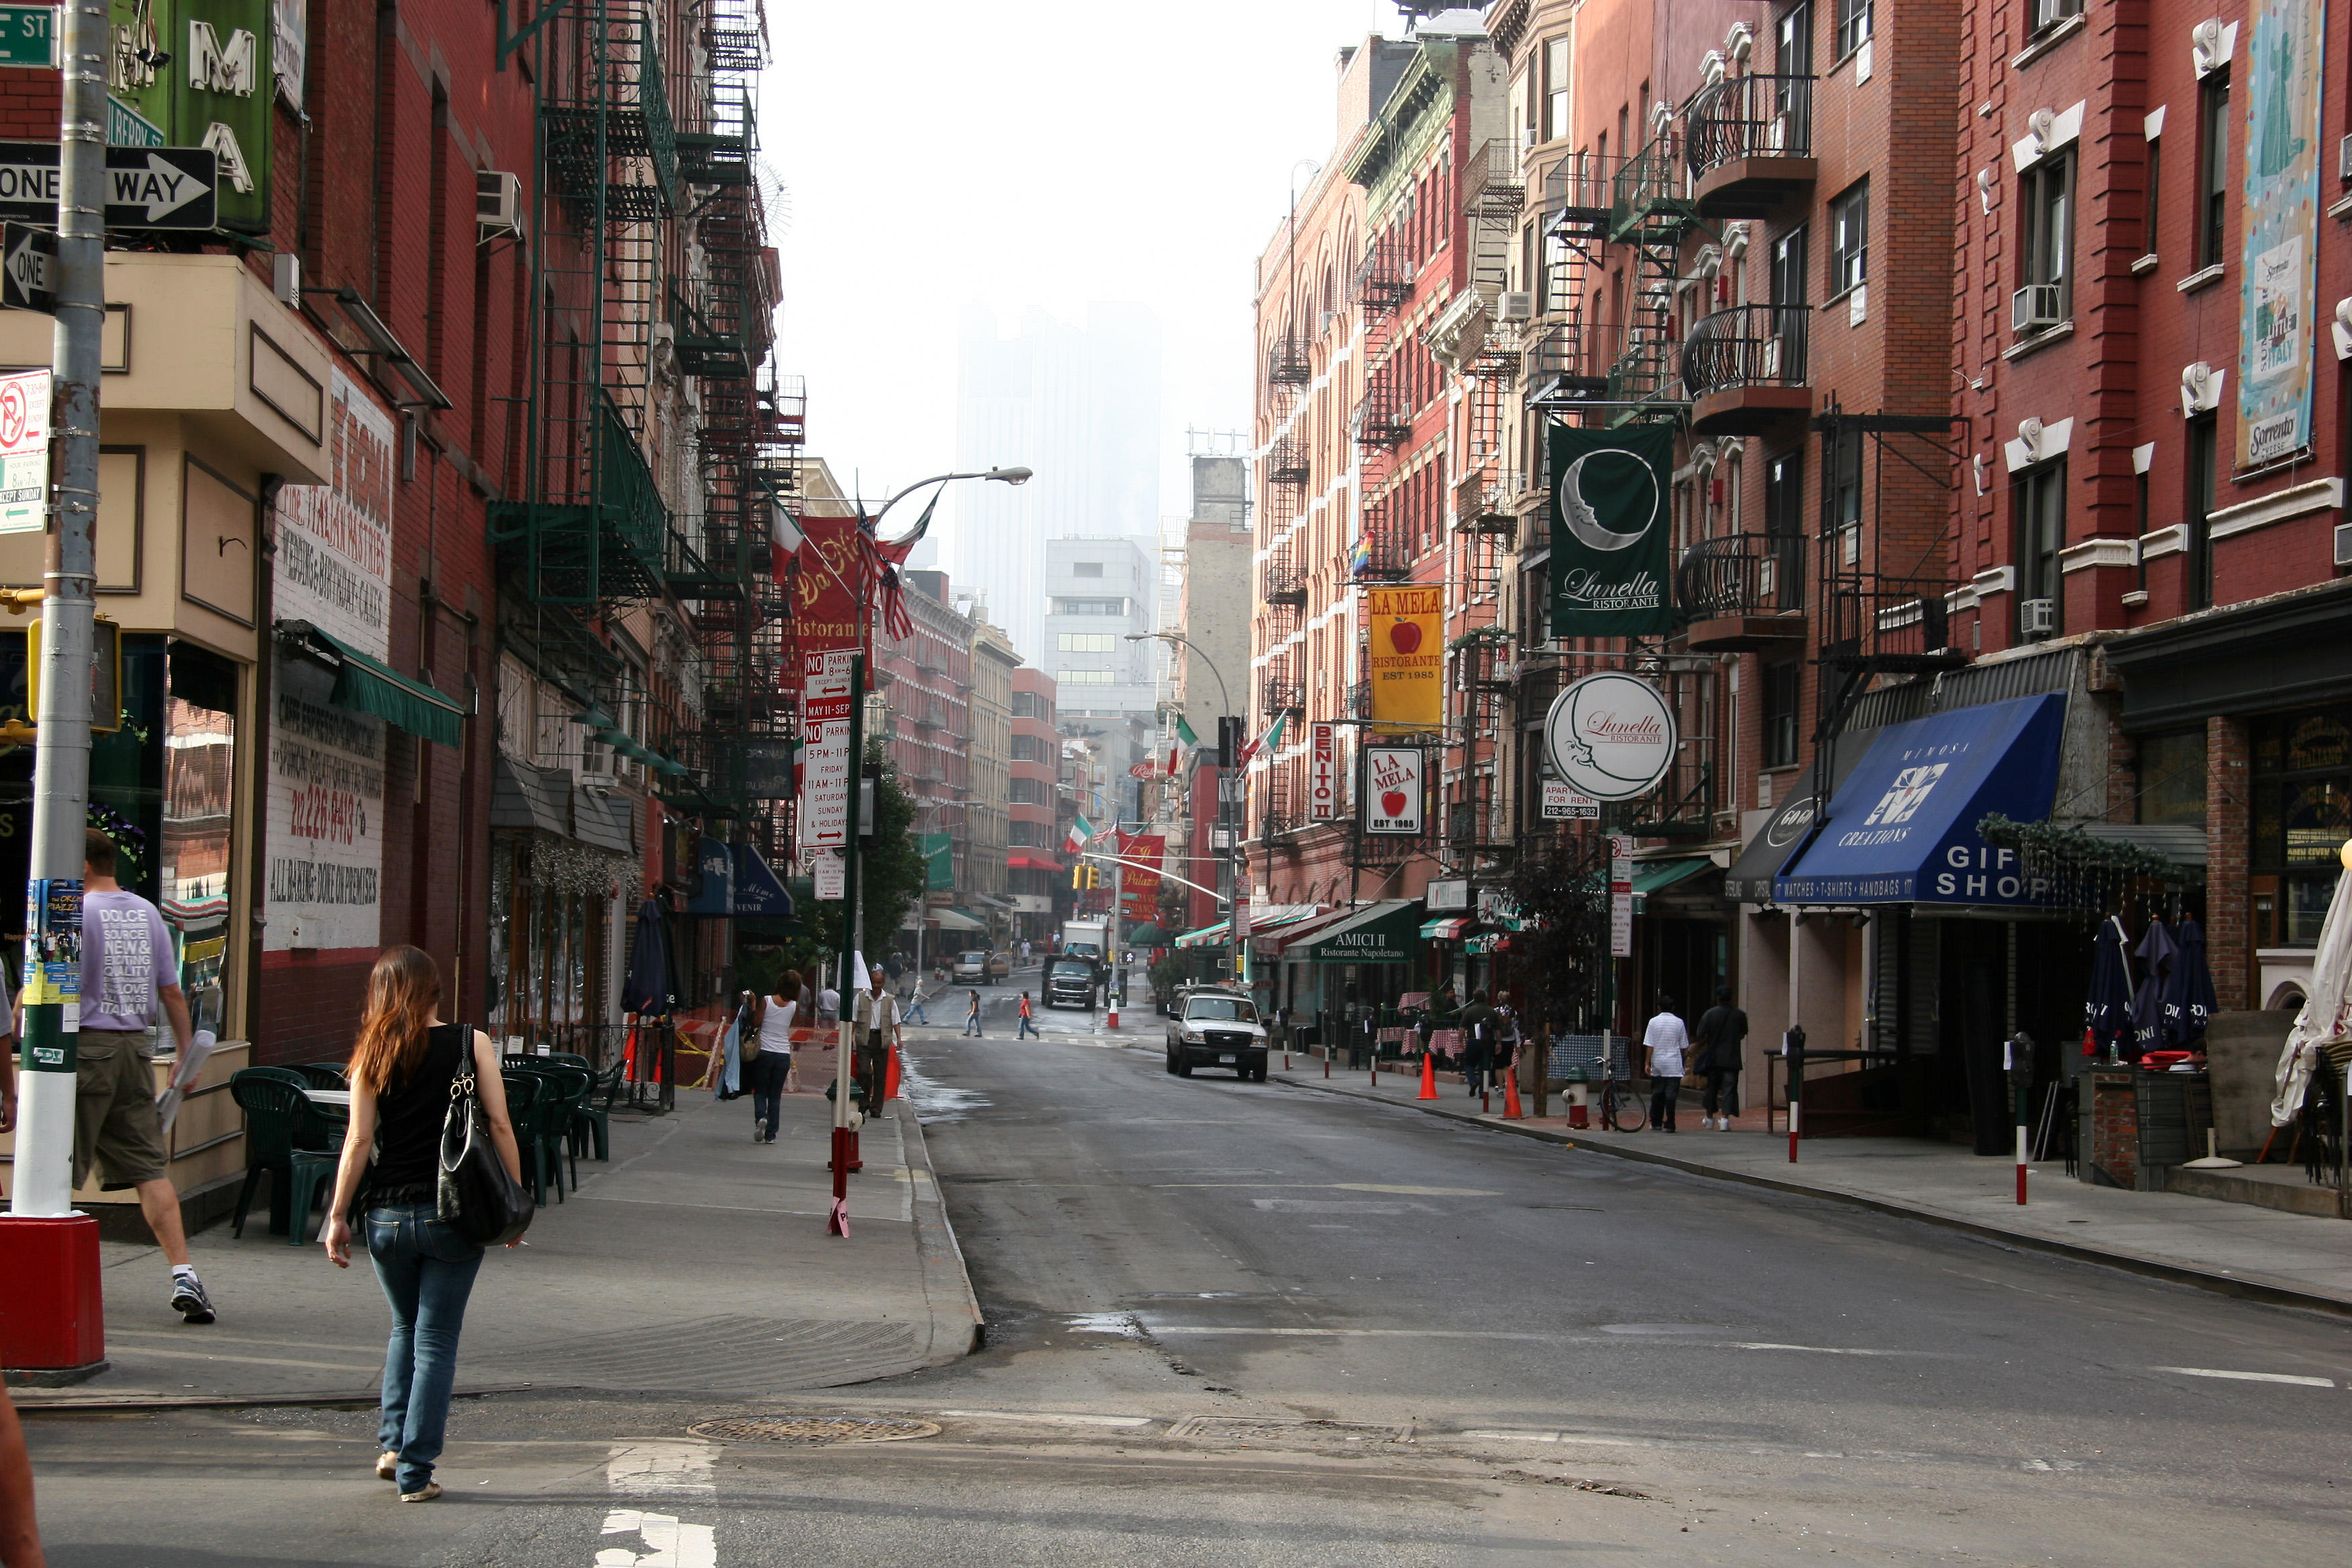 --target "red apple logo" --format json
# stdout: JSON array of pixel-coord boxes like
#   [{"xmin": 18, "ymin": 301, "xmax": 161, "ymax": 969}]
[
  {"xmin": 1388, "ymin": 620, "xmax": 1422, "ymax": 656},
  {"xmin": 1381, "ymin": 789, "xmax": 1409, "ymax": 817}
]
